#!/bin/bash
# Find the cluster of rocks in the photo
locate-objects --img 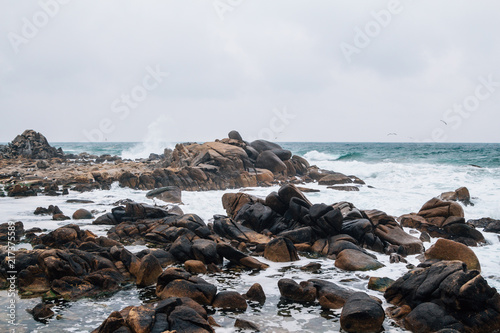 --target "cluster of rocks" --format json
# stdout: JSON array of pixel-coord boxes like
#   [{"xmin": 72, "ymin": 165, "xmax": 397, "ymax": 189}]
[
  {"xmin": 385, "ymin": 260, "xmax": 500, "ymax": 332},
  {"xmin": 217, "ymin": 184, "xmax": 423, "ymax": 269},
  {"xmin": 0, "ymin": 130, "xmax": 64, "ymax": 159},
  {"xmin": 118, "ymin": 130, "xmax": 361, "ymax": 192},
  {"xmin": 399, "ymin": 195, "xmax": 485, "ymax": 246}
]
